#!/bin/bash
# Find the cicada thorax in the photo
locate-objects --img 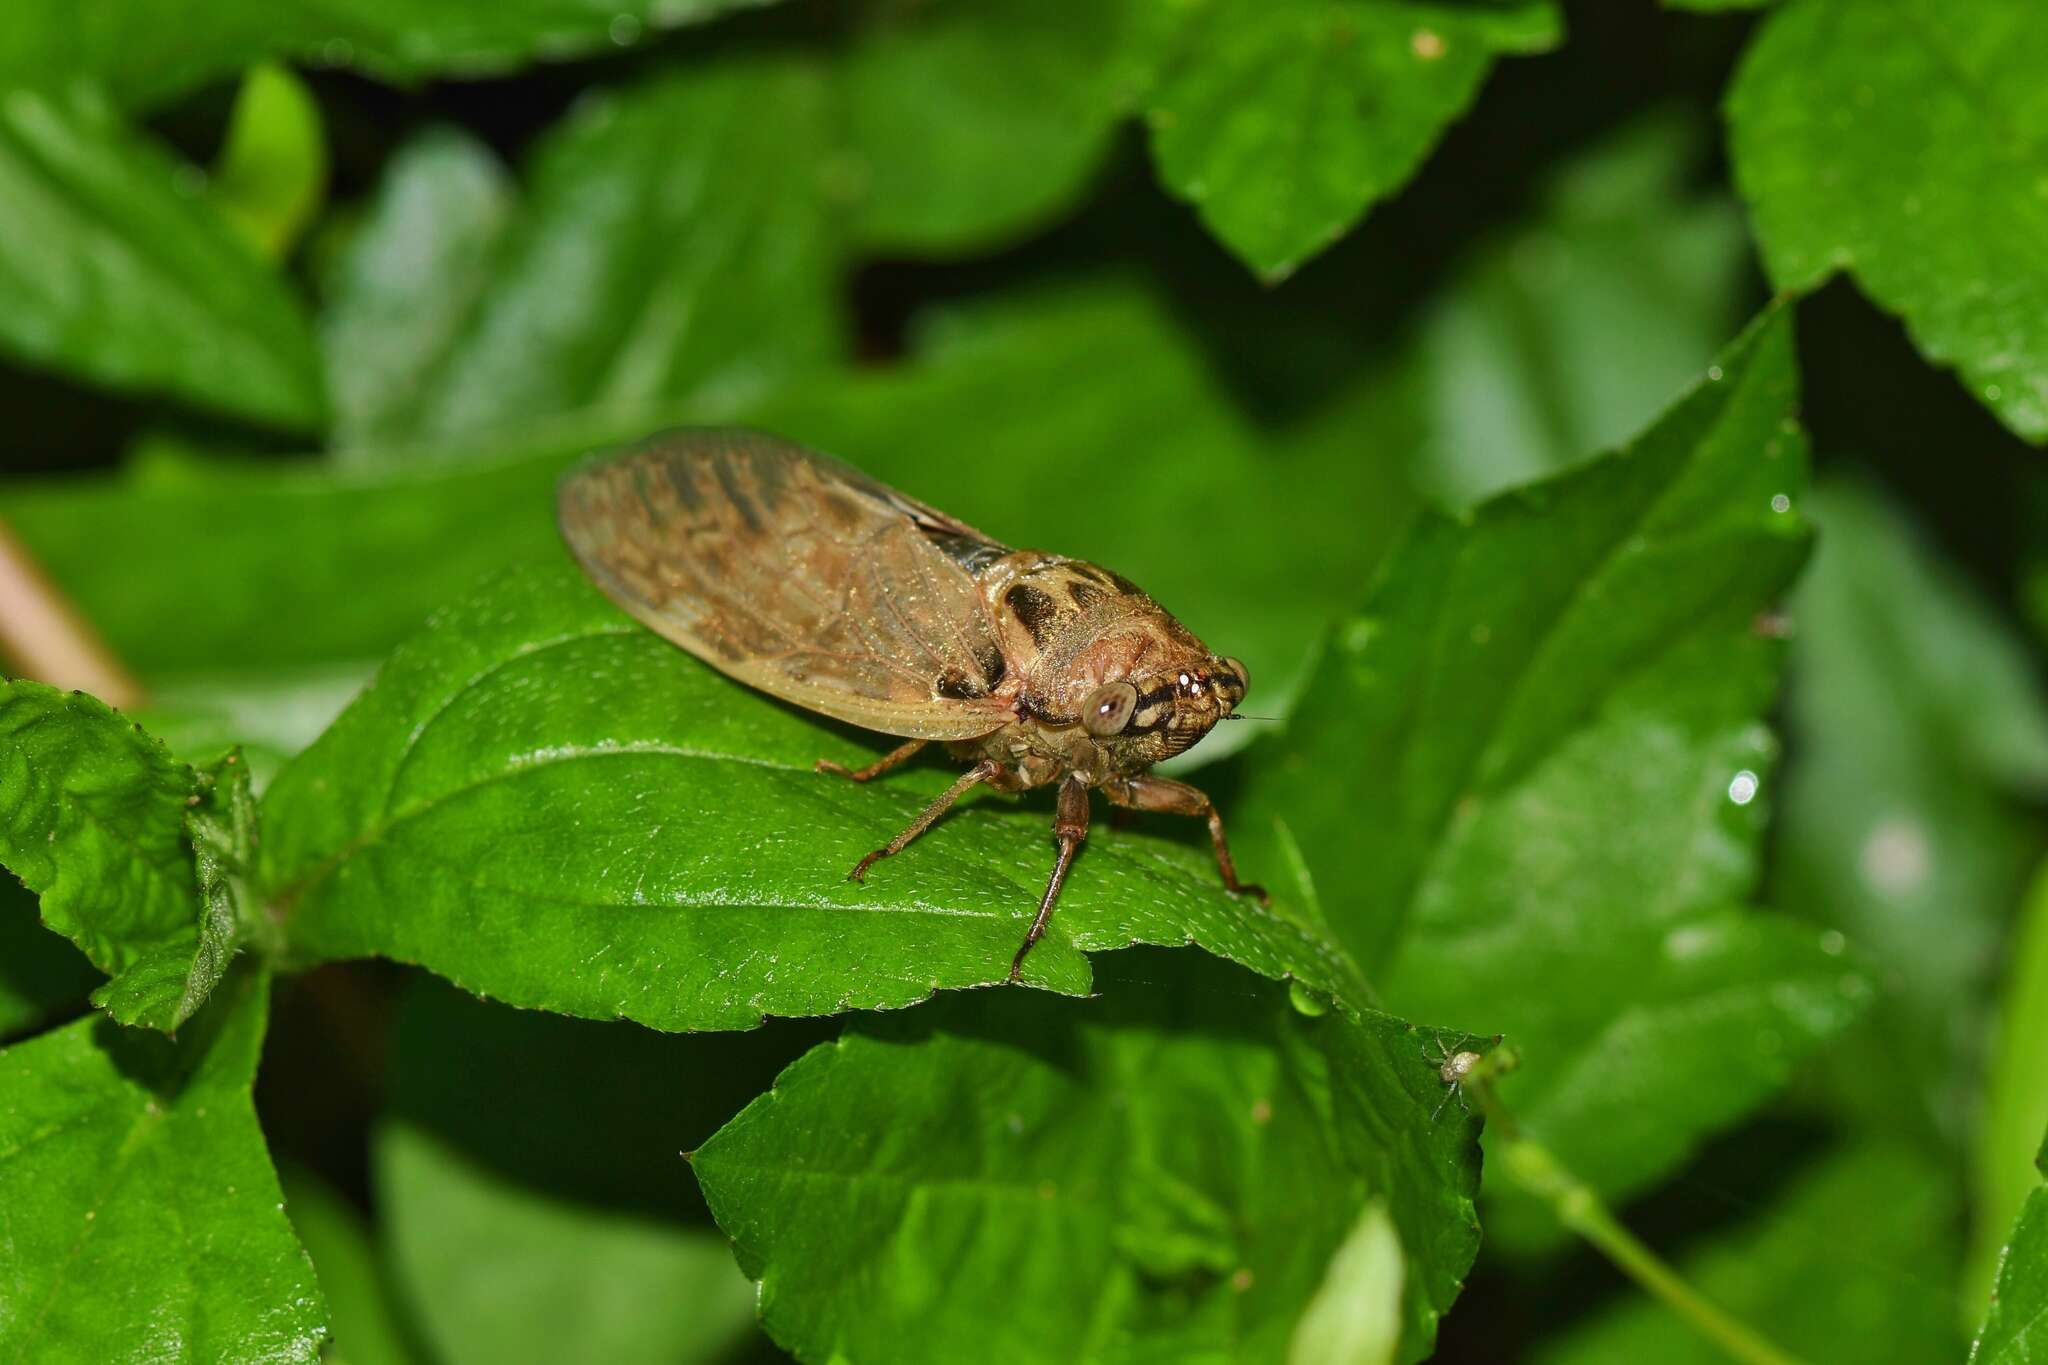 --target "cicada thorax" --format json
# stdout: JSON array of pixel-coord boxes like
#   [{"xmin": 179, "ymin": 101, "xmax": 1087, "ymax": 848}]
[{"xmin": 966, "ymin": 551, "xmax": 1245, "ymax": 782}]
